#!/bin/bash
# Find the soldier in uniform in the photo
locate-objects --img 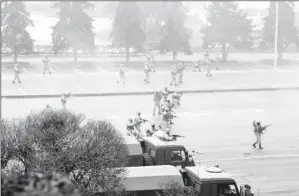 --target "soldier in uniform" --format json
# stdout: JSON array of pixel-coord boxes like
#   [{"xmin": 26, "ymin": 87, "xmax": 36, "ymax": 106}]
[
  {"xmin": 150, "ymin": 56, "xmax": 156, "ymax": 72},
  {"xmin": 134, "ymin": 111, "xmax": 147, "ymax": 132},
  {"xmin": 172, "ymin": 92, "xmax": 182, "ymax": 106},
  {"xmin": 203, "ymin": 49, "xmax": 209, "ymax": 63},
  {"xmin": 43, "ymin": 55, "xmax": 52, "ymax": 75},
  {"xmin": 12, "ymin": 63, "xmax": 21, "ymax": 83},
  {"xmin": 144, "ymin": 63, "xmax": 151, "ymax": 83},
  {"xmin": 127, "ymin": 118, "xmax": 139, "ymax": 137},
  {"xmin": 193, "ymin": 61, "xmax": 201, "ymax": 72},
  {"xmin": 61, "ymin": 93, "xmax": 70, "ymax": 110},
  {"xmin": 162, "ymin": 87, "xmax": 171, "ymax": 101},
  {"xmin": 153, "ymin": 91, "xmax": 162, "ymax": 115},
  {"xmin": 170, "ymin": 66, "xmax": 177, "ymax": 86},
  {"xmin": 177, "ymin": 63, "xmax": 185, "ymax": 84},
  {"xmin": 117, "ymin": 64, "xmax": 126, "ymax": 85},
  {"xmin": 252, "ymin": 120, "xmax": 270, "ymax": 149},
  {"xmin": 206, "ymin": 58, "xmax": 212, "ymax": 77}
]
